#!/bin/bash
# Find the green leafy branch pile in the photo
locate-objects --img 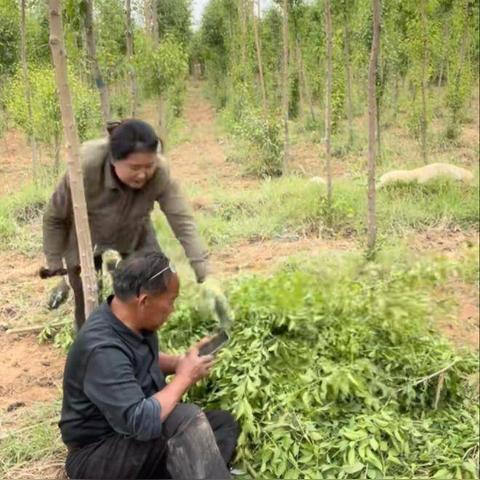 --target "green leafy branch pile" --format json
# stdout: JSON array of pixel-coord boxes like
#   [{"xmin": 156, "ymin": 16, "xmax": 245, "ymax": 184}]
[{"xmin": 161, "ymin": 257, "xmax": 479, "ymax": 479}]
